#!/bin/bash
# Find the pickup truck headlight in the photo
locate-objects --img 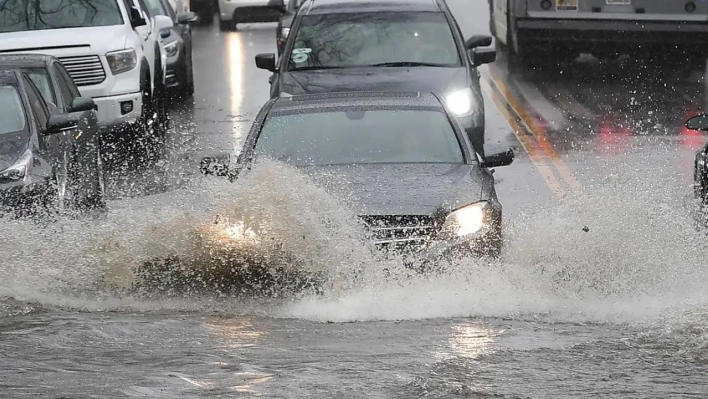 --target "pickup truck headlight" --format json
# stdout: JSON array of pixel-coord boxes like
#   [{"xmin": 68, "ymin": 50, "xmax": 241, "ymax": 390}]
[
  {"xmin": 444, "ymin": 88, "xmax": 477, "ymax": 117},
  {"xmin": 164, "ymin": 40, "xmax": 179, "ymax": 58},
  {"xmin": 0, "ymin": 149, "xmax": 33, "ymax": 181},
  {"xmin": 441, "ymin": 201, "xmax": 489, "ymax": 237},
  {"xmin": 106, "ymin": 49, "xmax": 137, "ymax": 75}
]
